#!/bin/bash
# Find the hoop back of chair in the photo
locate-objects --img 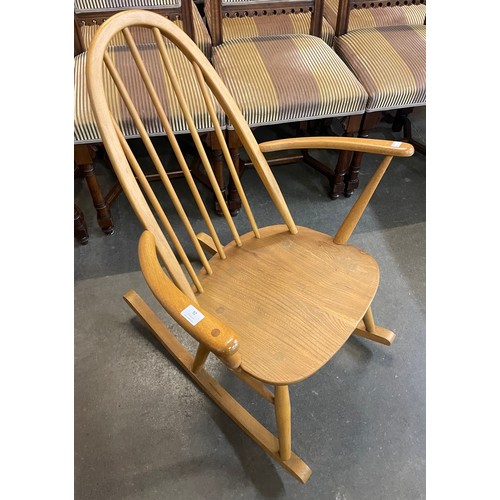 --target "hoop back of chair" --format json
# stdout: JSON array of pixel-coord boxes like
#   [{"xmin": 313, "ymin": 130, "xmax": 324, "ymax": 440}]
[{"xmin": 86, "ymin": 10, "xmax": 297, "ymax": 299}]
